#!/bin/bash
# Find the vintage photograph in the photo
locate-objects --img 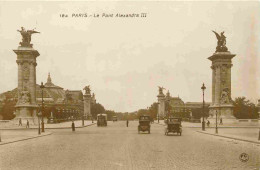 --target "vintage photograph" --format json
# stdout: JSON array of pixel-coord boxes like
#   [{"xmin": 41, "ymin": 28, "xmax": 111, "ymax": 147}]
[{"xmin": 0, "ymin": 1, "xmax": 259, "ymax": 170}]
